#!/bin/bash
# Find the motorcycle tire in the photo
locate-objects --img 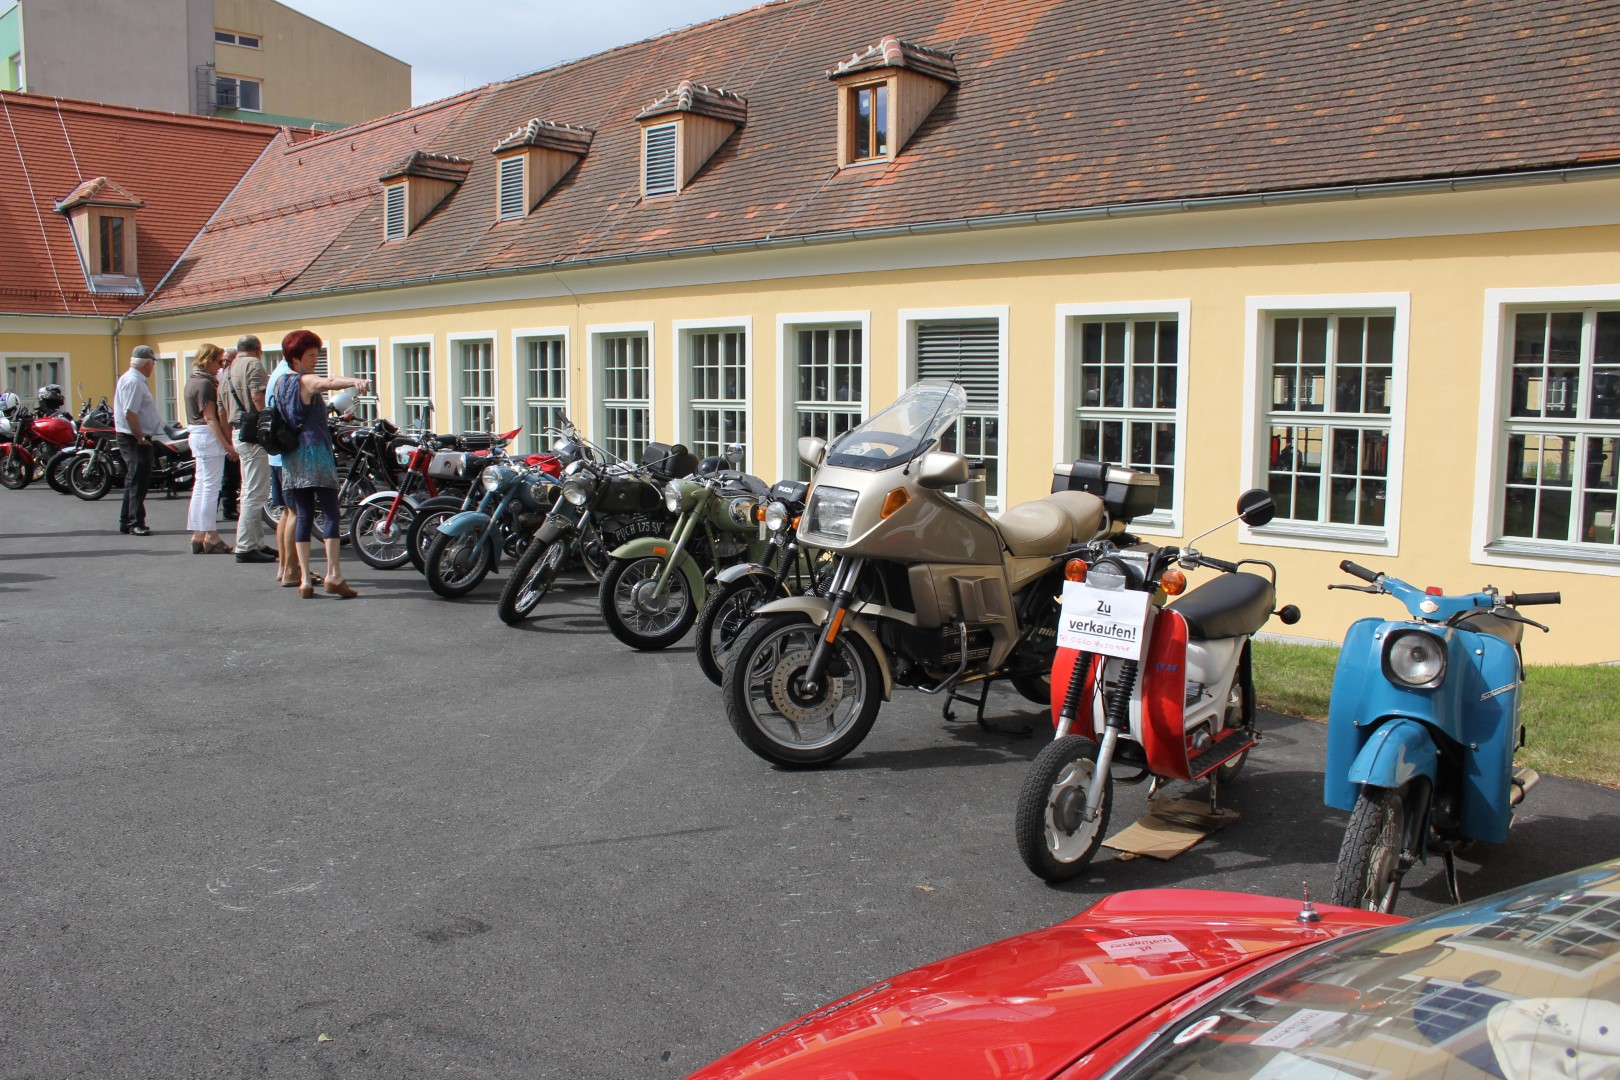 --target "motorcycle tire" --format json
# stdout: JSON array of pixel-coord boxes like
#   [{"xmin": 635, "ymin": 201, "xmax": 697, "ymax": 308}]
[
  {"xmin": 497, "ymin": 539, "xmax": 567, "ymax": 625},
  {"xmin": 67, "ymin": 455, "xmax": 113, "ymax": 500},
  {"xmin": 407, "ymin": 500, "xmax": 463, "ymax": 573},
  {"xmin": 695, "ymin": 576, "xmax": 778, "ymax": 686},
  {"xmin": 45, "ymin": 449, "xmax": 76, "ymax": 494},
  {"xmin": 598, "ymin": 555, "xmax": 699, "ymax": 651},
  {"xmin": 1014, "ymin": 735, "xmax": 1112, "ymax": 883},
  {"xmin": 349, "ymin": 501, "xmax": 416, "ymax": 571},
  {"xmin": 1010, "ymin": 670, "xmax": 1053, "ymax": 707},
  {"xmin": 424, "ymin": 528, "xmax": 494, "ymax": 599},
  {"xmin": 721, "ymin": 612, "xmax": 882, "ymax": 769},
  {"xmin": 1331, "ymin": 783, "xmax": 1420, "ymax": 913},
  {"xmin": 0, "ymin": 450, "xmax": 31, "ymax": 490}
]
